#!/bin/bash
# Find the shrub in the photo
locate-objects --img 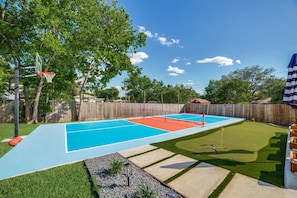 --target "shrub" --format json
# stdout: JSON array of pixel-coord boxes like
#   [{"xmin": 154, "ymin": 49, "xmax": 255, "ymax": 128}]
[
  {"xmin": 134, "ymin": 183, "xmax": 157, "ymax": 198},
  {"xmin": 109, "ymin": 158, "xmax": 124, "ymax": 176}
]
